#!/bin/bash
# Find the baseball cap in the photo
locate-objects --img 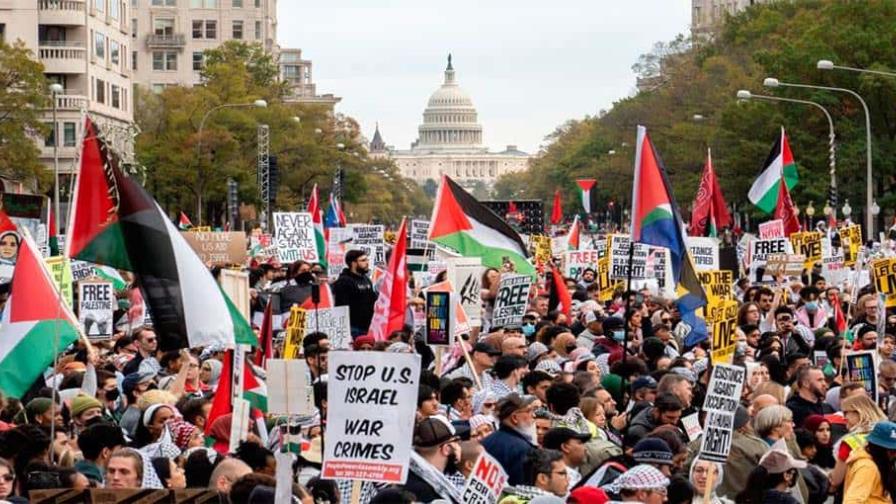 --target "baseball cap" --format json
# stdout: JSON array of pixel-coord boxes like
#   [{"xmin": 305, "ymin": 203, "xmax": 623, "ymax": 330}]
[
  {"xmin": 542, "ymin": 427, "xmax": 591, "ymax": 450},
  {"xmin": 496, "ymin": 393, "xmax": 538, "ymax": 421},
  {"xmin": 630, "ymin": 376, "xmax": 658, "ymax": 392},
  {"xmin": 759, "ymin": 442, "xmax": 807, "ymax": 474},
  {"xmin": 121, "ymin": 370, "xmax": 156, "ymax": 395},
  {"xmin": 602, "ymin": 317, "xmax": 625, "ymax": 332},
  {"xmin": 413, "ymin": 415, "xmax": 459, "ymax": 448},
  {"xmin": 472, "ymin": 342, "xmax": 501, "ymax": 357}
]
